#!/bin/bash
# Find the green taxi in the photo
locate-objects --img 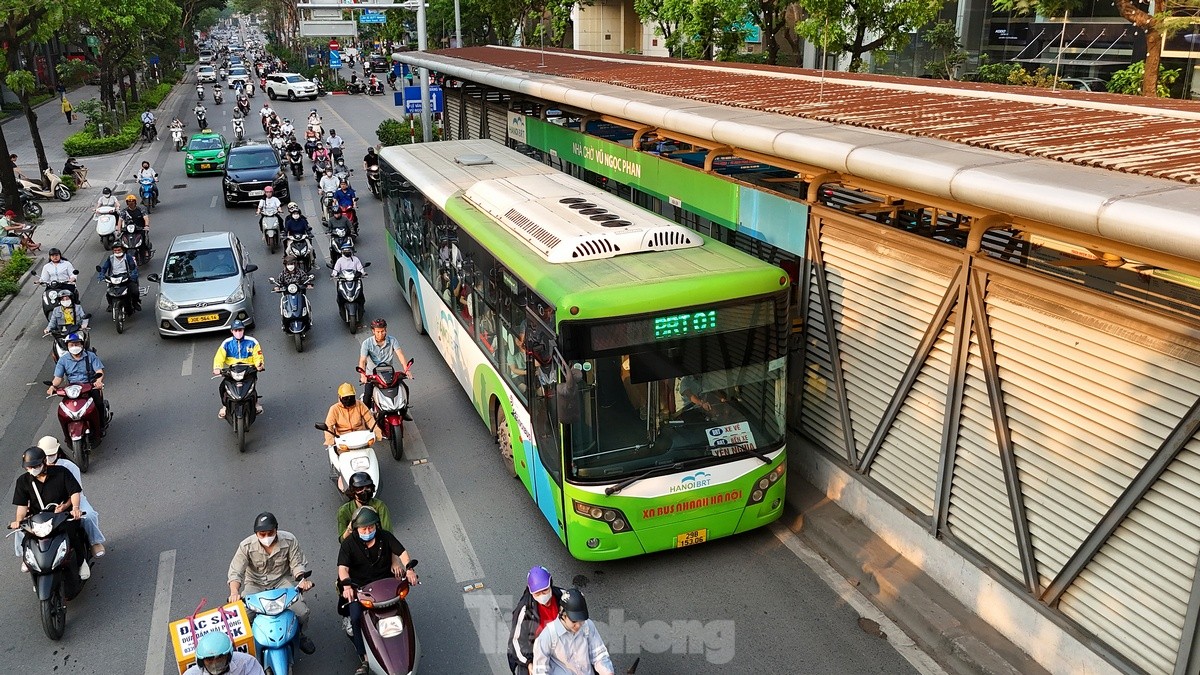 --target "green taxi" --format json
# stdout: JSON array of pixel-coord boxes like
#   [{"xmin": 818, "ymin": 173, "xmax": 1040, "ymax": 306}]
[{"xmin": 184, "ymin": 130, "xmax": 230, "ymax": 176}]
